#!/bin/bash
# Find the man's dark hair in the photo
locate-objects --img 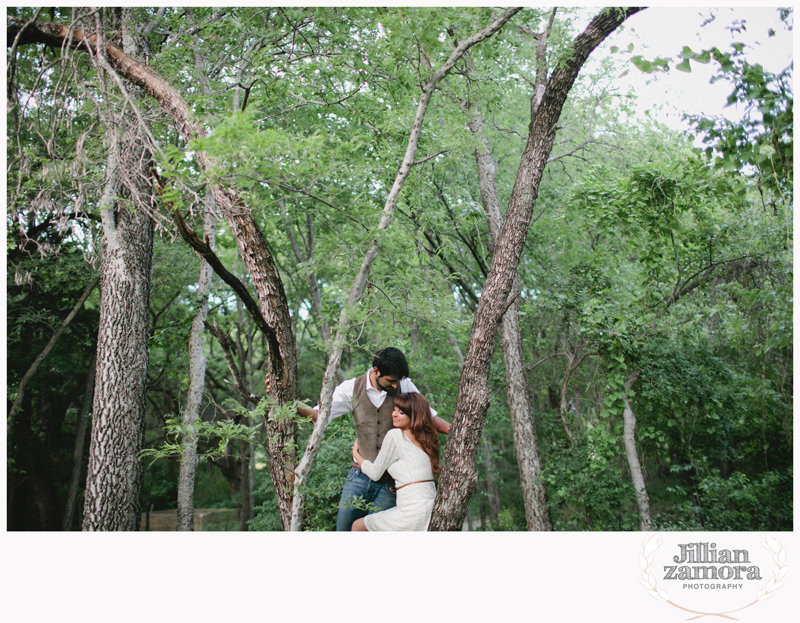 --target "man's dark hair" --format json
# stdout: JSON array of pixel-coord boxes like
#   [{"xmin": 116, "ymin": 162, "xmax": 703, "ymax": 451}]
[{"xmin": 372, "ymin": 347, "xmax": 409, "ymax": 380}]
